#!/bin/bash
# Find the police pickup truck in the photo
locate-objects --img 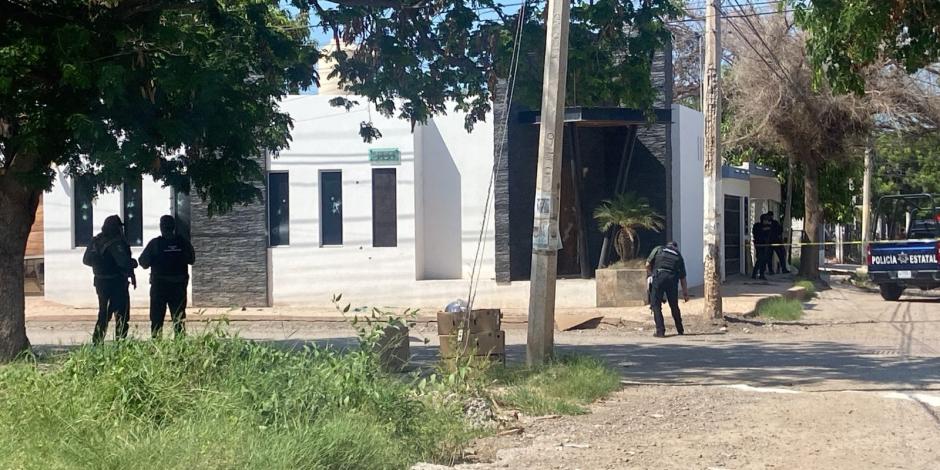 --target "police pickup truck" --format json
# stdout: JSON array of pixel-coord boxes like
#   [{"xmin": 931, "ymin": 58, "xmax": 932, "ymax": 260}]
[{"xmin": 868, "ymin": 194, "xmax": 940, "ymax": 301}]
